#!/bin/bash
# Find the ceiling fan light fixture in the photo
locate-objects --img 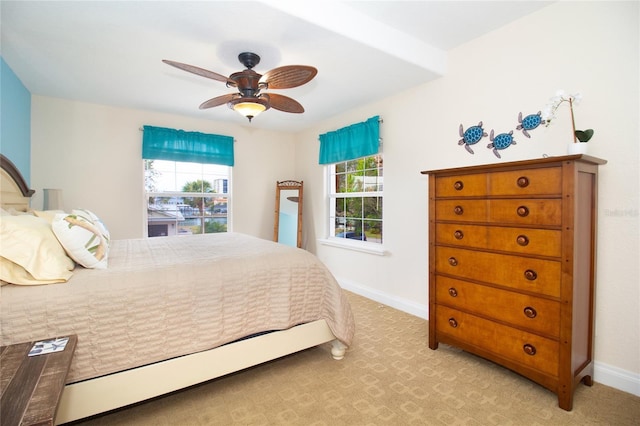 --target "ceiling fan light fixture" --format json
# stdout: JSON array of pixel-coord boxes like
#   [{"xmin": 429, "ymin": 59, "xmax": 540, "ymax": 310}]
[
  {"xmin": 164, "ymin": 52, "xmax": 315, "ymax": 120},
  {"xmin": 229, "ymin": 97, "xmax": 269, "ymax": 122}
]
